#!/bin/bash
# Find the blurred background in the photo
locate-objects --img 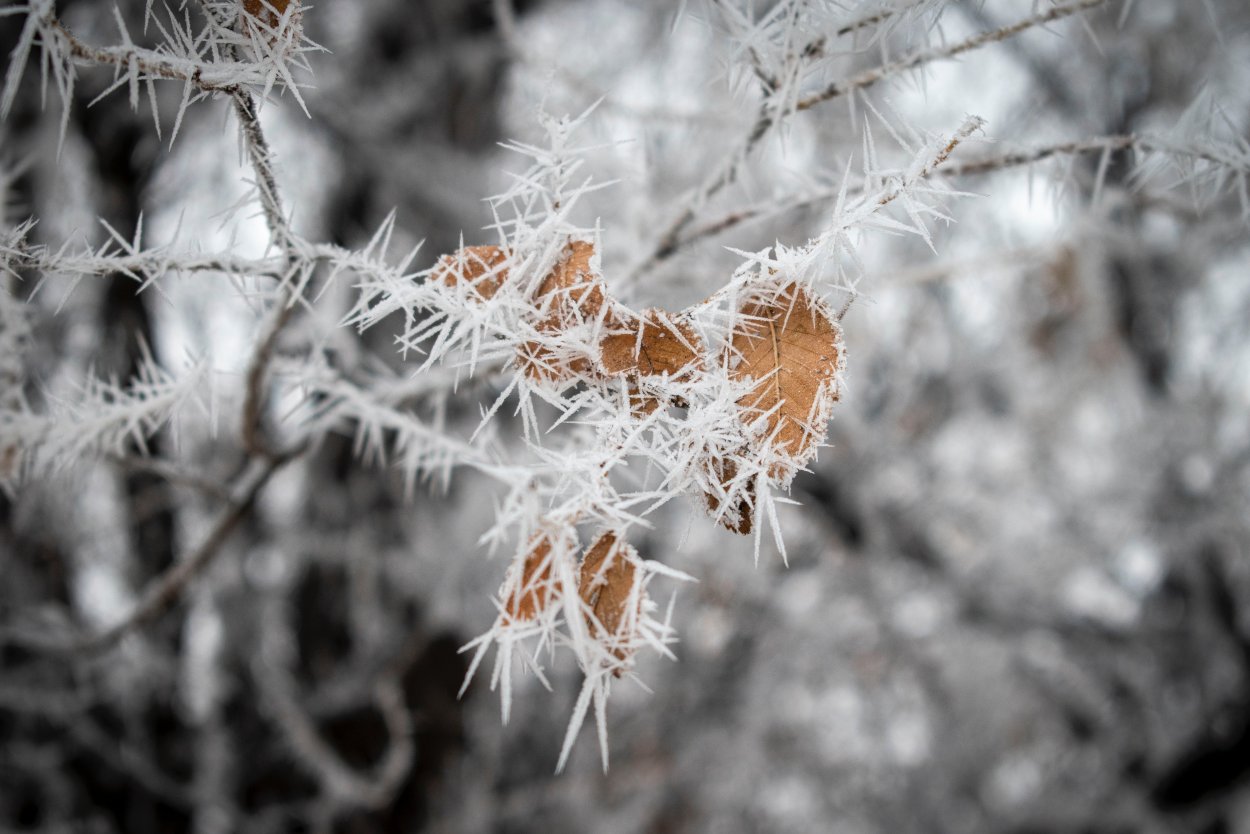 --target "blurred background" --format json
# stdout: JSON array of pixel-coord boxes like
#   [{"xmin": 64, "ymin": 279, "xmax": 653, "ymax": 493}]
[{"xmin": 3, "ymin": 0, "xmax": 1250, "ymax": 832}]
